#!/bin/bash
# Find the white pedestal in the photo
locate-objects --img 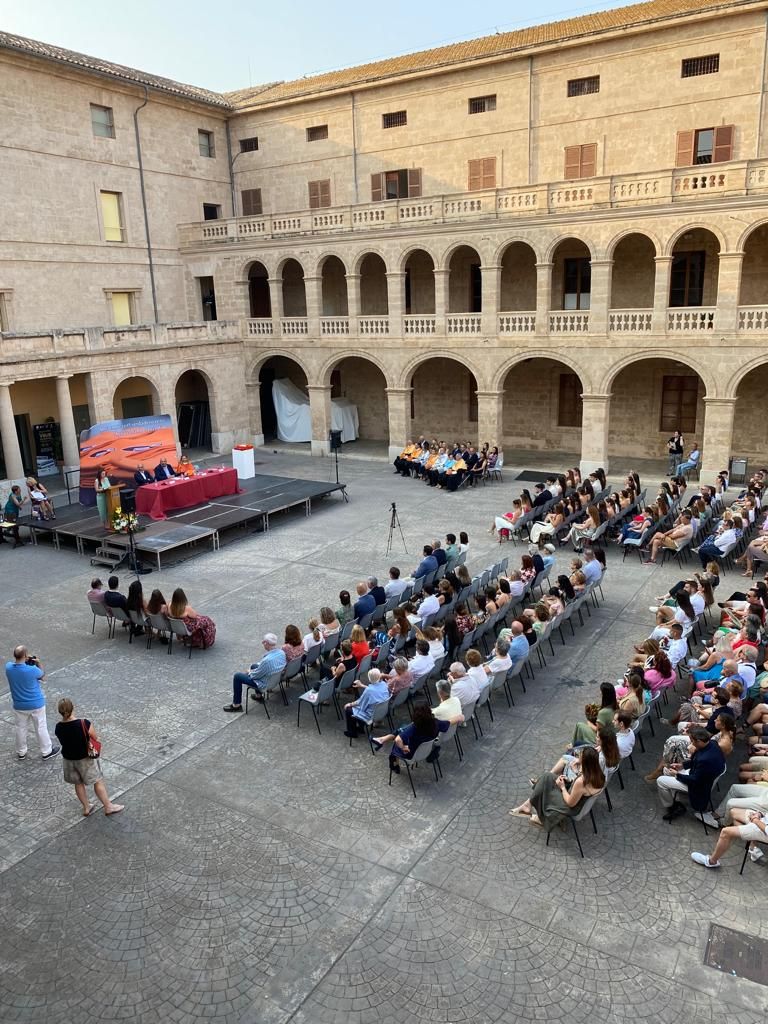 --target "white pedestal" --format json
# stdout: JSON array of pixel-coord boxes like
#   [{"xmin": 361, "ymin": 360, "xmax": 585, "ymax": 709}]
[{"xmin": 232, "ymin": 447, "xmax": 255, "ymax": 479}]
